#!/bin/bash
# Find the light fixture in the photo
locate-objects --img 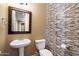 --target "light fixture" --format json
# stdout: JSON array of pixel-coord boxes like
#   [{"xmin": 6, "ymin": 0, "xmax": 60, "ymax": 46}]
[
  {"xmin": 0, "ymin": 17, "xmax": 7, "ymax": 25},
  {"xmin": 20, "ymin": 3, "xmax": 27, "ymax": 5}
]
